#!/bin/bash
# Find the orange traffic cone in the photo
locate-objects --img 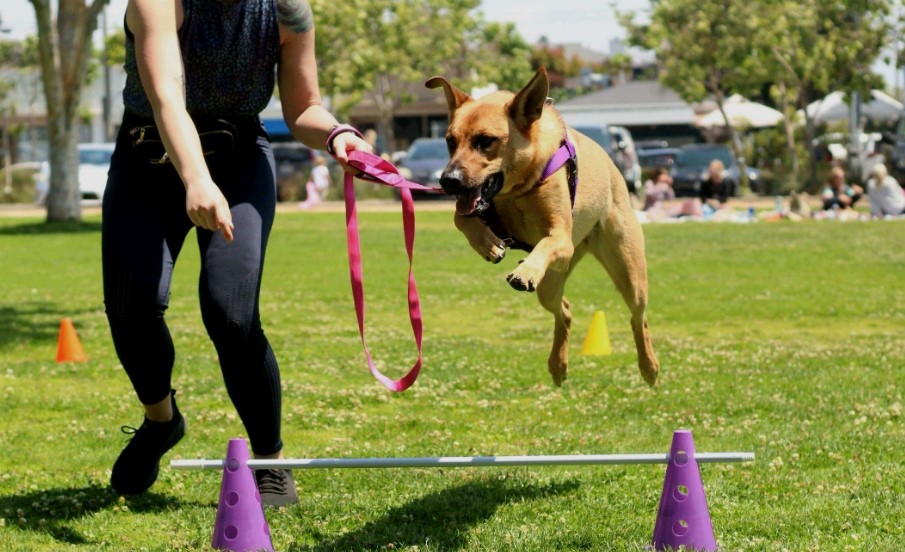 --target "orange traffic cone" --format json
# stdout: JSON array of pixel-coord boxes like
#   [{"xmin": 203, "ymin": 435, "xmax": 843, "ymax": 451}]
[
  {"xmin": 56, "ymin": 317, "xmax": 87, "ymax": 363},
  {"xmin": 580, "ymin": 310, "xmax": 612, "ymax": 356}
]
